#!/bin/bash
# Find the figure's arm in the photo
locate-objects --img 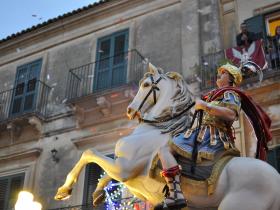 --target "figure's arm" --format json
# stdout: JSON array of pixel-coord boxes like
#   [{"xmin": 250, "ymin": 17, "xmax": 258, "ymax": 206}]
[
  {"xmin": 195, "ymin": 91, "xmax": 241, "ymax": 122},
  {"xmin": 195, "ymin": 100, "xmax": 236, "ymax": 121}
]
